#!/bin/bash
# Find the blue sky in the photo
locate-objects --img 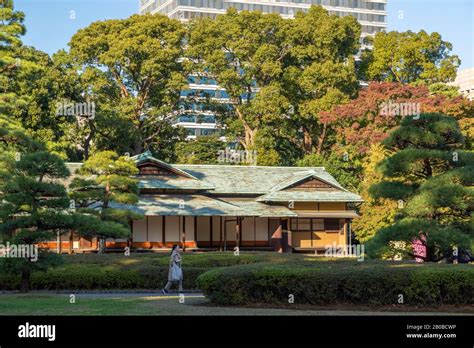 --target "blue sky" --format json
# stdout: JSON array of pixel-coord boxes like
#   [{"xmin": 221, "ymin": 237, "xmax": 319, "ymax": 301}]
[{"xmin": 16, "ymin": 0, "xmax": 474, "ymax": 69}]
